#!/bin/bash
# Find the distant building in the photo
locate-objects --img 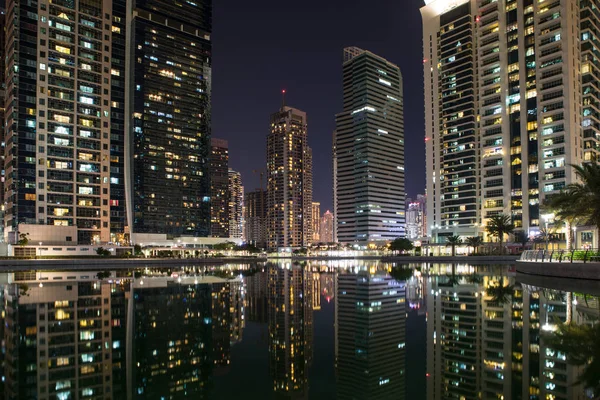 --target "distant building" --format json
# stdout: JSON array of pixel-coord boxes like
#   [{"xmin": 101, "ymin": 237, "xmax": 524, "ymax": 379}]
[
  {"xmin": 312, "ymin": 202, "xmax": 321, "ymax": 243},
  {"xmin": 266, "ymin": 98, "xmax": 313, "ymax": 250},
  {"xmin": 210, "ymin": 139, "xmax": 230, "ymax": 237},
  {"xmin": 332, "ymin": 130, "xmax": 338, "ymax": 243},
  {"xmin": 406, "ymin": 195, "xmax": 426, "ymax": 240},
  {"xmin": 334, "ymin": 47, "xmax": 405, "ymax": 246},
  {"xmin": 228, "ymin": 169, "xmax": 244, "ymax": 239},
  {"xmin": 320, "ymin": 210, "xmax": 334, "ymax": 243},
  {"xmin": 244, "ymin": 189, "xmax": 267, "ymax": 249}
]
